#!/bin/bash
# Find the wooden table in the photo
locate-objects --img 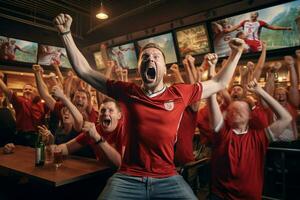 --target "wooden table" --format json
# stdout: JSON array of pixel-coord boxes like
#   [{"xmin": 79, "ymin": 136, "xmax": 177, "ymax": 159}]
[{"xmin": 0, "ymin": 145, "xmax": 110, "ymax": 187}]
